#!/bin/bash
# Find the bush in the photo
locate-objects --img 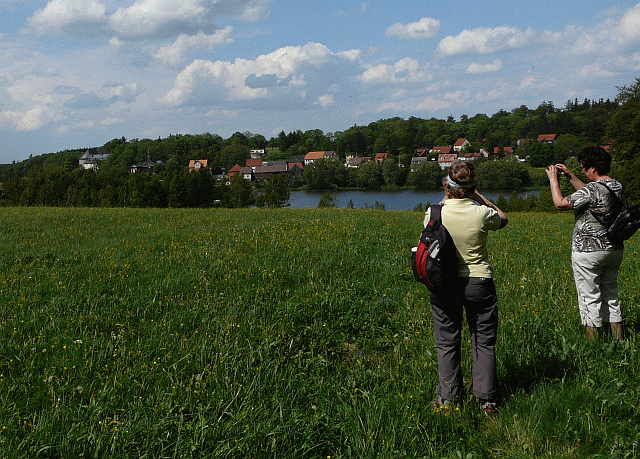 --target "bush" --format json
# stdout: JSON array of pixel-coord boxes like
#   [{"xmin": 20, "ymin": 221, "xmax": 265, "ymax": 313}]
[{"xmin": 318, "ymin": 193, "xmax": 337, "ymax": 207}]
